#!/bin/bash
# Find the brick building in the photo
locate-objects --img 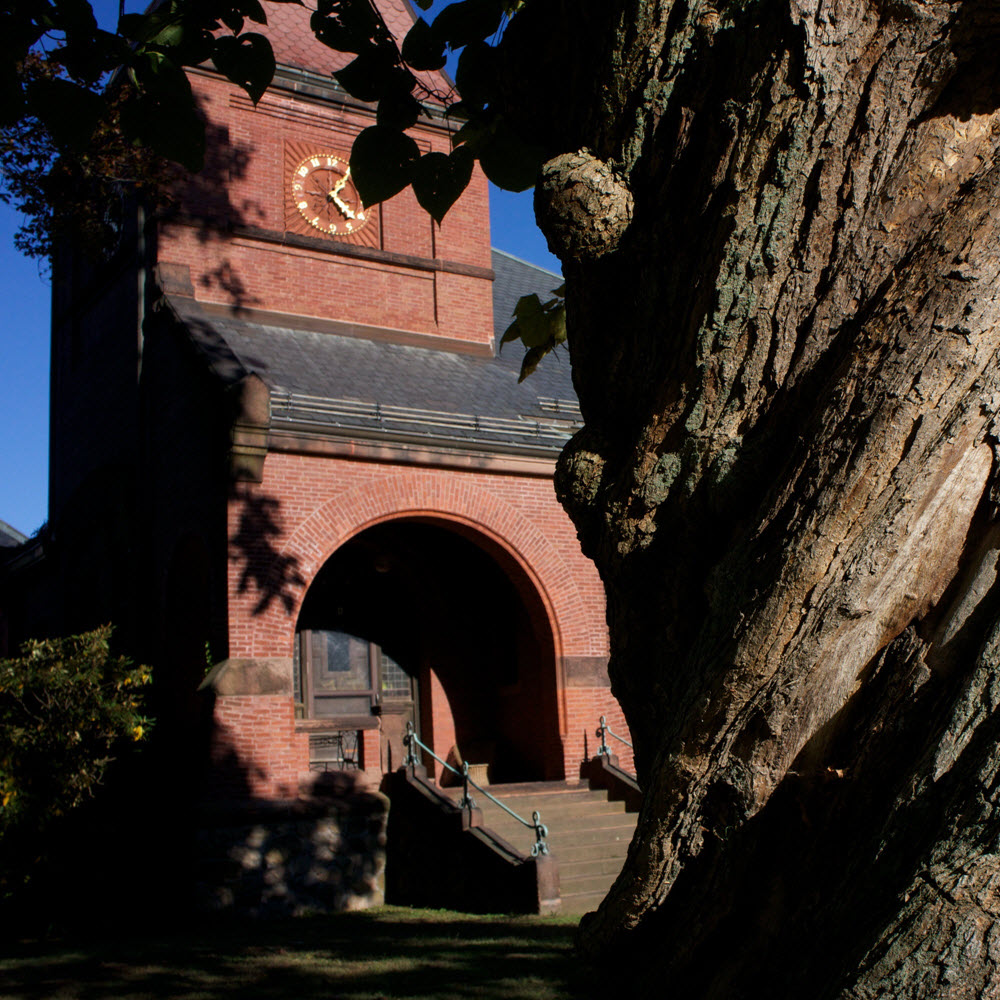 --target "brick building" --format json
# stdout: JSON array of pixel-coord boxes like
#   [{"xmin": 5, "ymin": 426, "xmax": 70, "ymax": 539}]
[{"xmin": 27, "ymin": 0, "xmax": 632, "ymax": 809}]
